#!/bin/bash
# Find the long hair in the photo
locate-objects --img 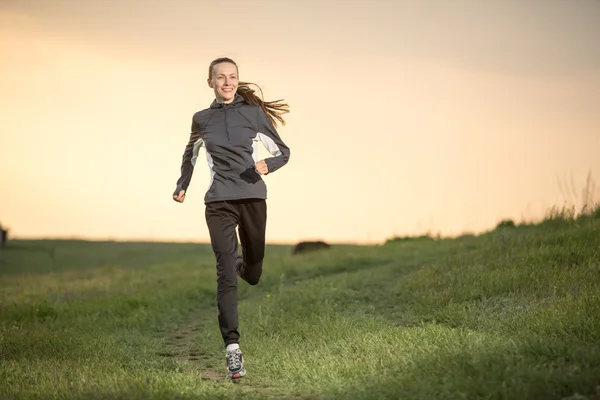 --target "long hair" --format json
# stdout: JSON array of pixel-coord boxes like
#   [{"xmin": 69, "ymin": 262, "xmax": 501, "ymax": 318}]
[{"xmin": 208, "ymin": 57, "xmax": 290, "ymax": 128}]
